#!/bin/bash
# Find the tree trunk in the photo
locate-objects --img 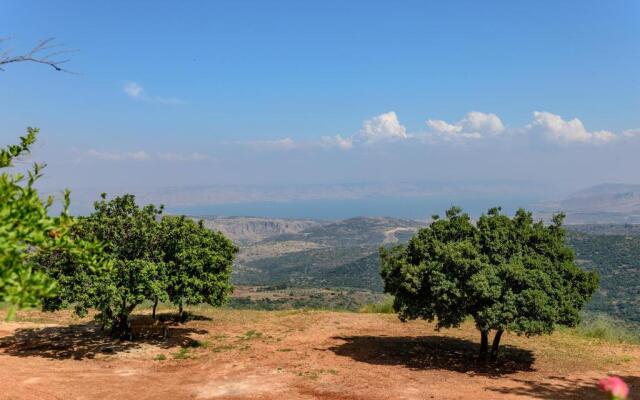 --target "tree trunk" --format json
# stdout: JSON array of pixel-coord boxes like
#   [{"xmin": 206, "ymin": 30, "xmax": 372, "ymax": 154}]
[
  {"xmin": 113, "ymin": 303, "xmax": 138, "ymax": 339},
  {"xmin": 116, "ymin": 312, "xmax": 130, "ymax": 338},
  {"xmin": 152, "ymin": 298, "xmax": 158, "ymax": 320},
  {"xmin": 479, "ymin": 330, "xmax": 489, "ymax": 361},
  {"xmin": 490, "ymin": 329, "xmax": 503, "ymax": 362},
  {"xmin": 178, "ymin": 301, "xmax": 183, "ymax": 321}
]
